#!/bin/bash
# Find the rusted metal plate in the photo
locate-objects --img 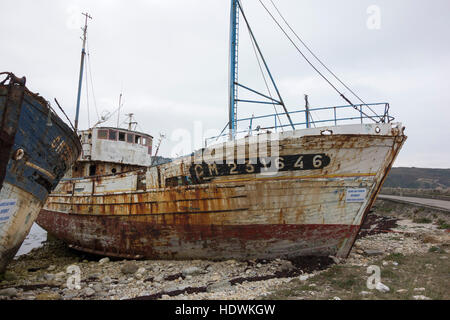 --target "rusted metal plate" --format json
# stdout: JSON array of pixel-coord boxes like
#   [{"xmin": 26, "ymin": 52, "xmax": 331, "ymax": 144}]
[{"xmin": 39, "ymin": 122, "xmax": 406, "ymax": 260}]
